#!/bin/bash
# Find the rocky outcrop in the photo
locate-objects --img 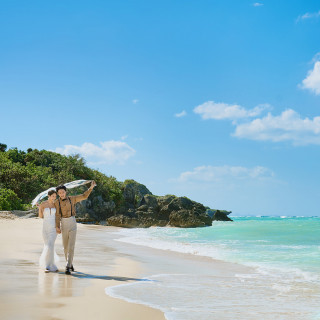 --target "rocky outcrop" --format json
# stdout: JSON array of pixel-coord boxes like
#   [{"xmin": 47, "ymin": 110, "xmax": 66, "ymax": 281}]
[
  {"xmin": 107, "ymin": 194, "xmax": 212, "ymax": 228},
  {"xmin": 107, "ymin": 214, "xmax": 167, "ymax": 228},
  {"xmin": 123, "ymin": 180, "xmax": 152, "ymax": 206},
  {"xmin": 166, "ymin": 196, "xmax": 212, "ymax": 227},
  {"xmin": 75, "ymin": 180, "xmax": 154, "ymax": 225},
  {"xmin": 74, "ymin": 181, "xmax": 231, "ymax": 227},
  {"xmin": 206, "ymin": 208, "xmax": 233, "ymax": 221}
]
